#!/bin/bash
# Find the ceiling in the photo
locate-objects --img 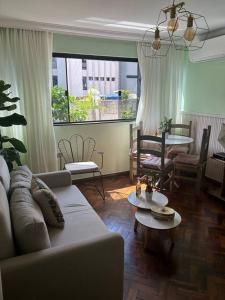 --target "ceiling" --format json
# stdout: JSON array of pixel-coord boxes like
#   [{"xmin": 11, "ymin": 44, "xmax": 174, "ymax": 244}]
[{"xmin": 0, "ymin": 0, "xmax": 225, "ymax": 40}]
